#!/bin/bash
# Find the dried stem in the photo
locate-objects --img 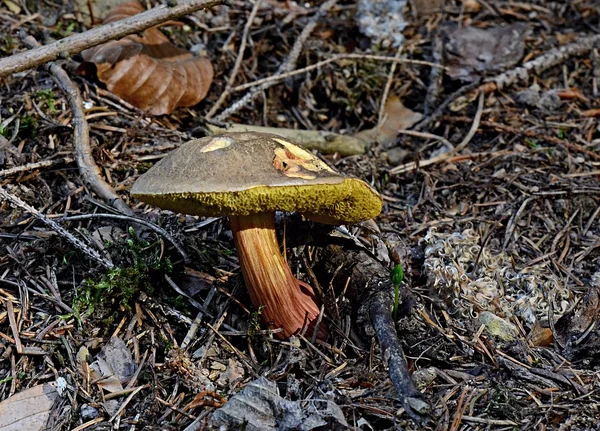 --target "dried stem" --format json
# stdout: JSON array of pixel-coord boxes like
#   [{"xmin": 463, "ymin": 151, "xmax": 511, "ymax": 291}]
[
  {"xmin": 21, "ymin": 33, "xmax": 134, "ymax": 216},
  {"xmin": 0, "ymin": 186, "xmax": 113, "ymax": 269},
  {"xmin": 213, "ymin": 0, "xmax": 338, "ymax": 122}
]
